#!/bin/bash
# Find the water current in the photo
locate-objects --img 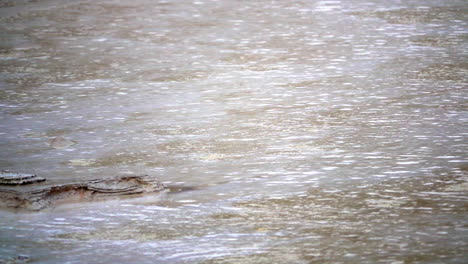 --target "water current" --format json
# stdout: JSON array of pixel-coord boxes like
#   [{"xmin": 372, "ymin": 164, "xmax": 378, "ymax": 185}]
[{"xmin": 0, "ymin": 0, "xmax": 467, "ymax": 263}]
